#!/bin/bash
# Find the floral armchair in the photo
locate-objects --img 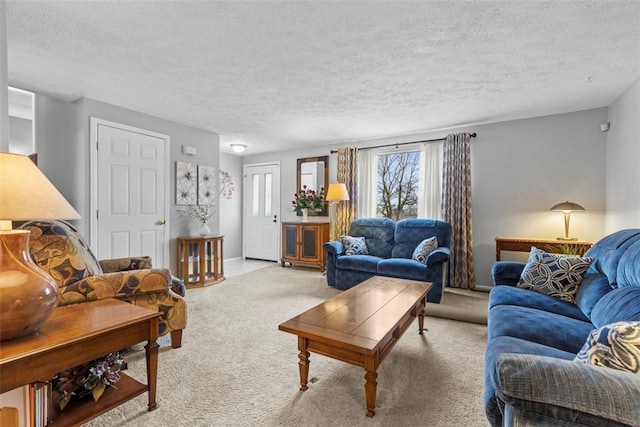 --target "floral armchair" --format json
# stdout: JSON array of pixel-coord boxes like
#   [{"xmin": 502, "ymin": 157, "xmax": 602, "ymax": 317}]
[{"xmin": 18, "ymin": 220, "xmax": 187, "ymax": 348}]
